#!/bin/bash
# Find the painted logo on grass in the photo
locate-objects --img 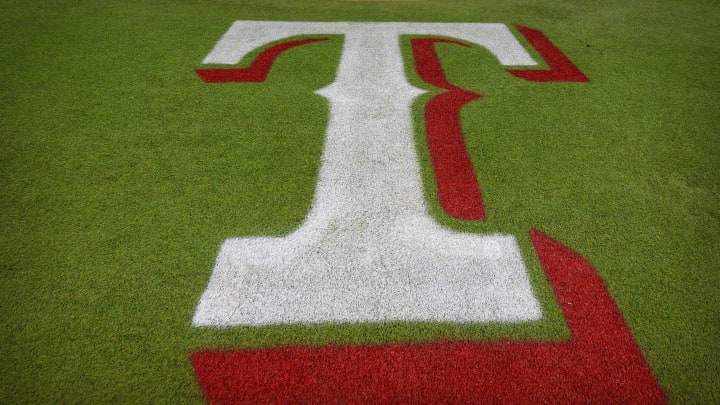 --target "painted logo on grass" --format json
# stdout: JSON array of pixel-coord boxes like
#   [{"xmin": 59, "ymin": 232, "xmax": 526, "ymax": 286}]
[{"xmin": 191, "ymin": 21, "xmax": 665, "ymax": 403}]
